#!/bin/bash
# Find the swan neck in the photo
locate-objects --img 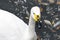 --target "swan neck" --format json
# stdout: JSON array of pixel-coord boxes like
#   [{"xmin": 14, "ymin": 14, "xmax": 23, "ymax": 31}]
[{"xmin": 28, "ymin": 15, "xmax": 35, "ymax": 31}]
